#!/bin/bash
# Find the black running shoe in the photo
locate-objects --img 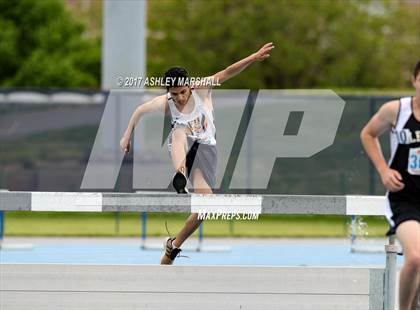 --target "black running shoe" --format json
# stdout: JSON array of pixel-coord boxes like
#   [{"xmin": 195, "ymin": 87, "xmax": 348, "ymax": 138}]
[
  {"xmin": 172, "ymin": 172, "xmax": 189, "ymax": 194},
  {"xmin": 160, "ymin": 237, "xmax": 182, "ymax": 265}
]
